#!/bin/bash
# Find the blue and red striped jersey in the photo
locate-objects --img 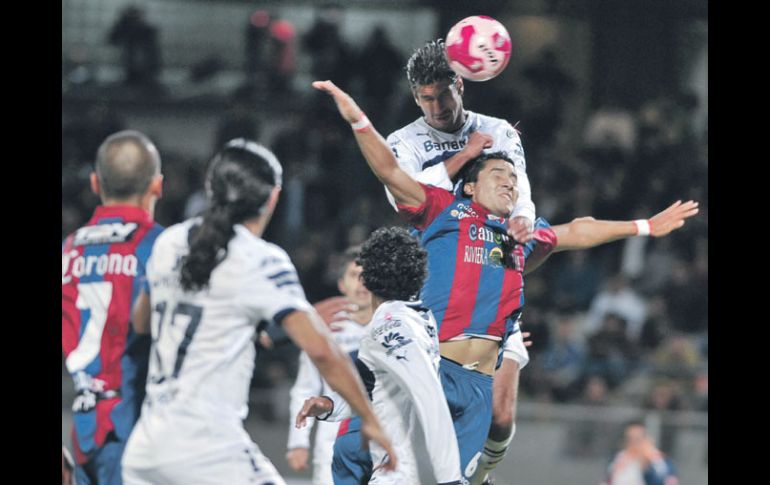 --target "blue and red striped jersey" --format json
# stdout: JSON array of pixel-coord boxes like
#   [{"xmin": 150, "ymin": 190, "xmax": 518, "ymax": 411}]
[
  {"xmin": 61, "ymin": 205, "xmax": 164, "ymax": 463},
  {"xmin": 397, "ymin": 183, "xmax": 556, "ymax": 342}
]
